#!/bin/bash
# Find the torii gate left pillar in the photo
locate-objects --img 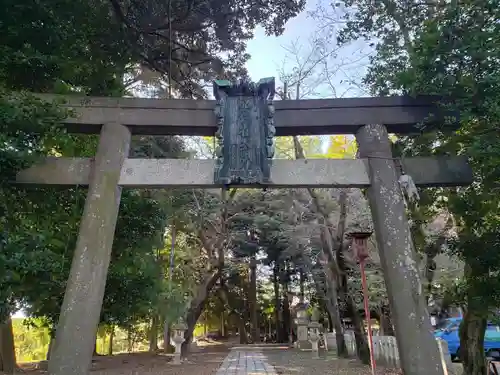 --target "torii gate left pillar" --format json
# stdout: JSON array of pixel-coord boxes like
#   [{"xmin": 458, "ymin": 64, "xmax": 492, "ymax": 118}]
[{"xmin": 48, "ymin": 122, "xmax": 130, "ymax": 375}]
